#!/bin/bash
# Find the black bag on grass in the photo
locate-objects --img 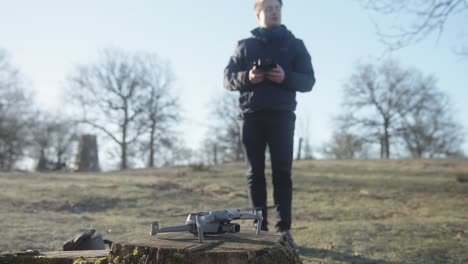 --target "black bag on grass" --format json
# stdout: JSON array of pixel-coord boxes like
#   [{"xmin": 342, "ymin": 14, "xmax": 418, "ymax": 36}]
[{"xmin": 63, "ymin": 229, "xmax": 112, "ymax": 251}]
